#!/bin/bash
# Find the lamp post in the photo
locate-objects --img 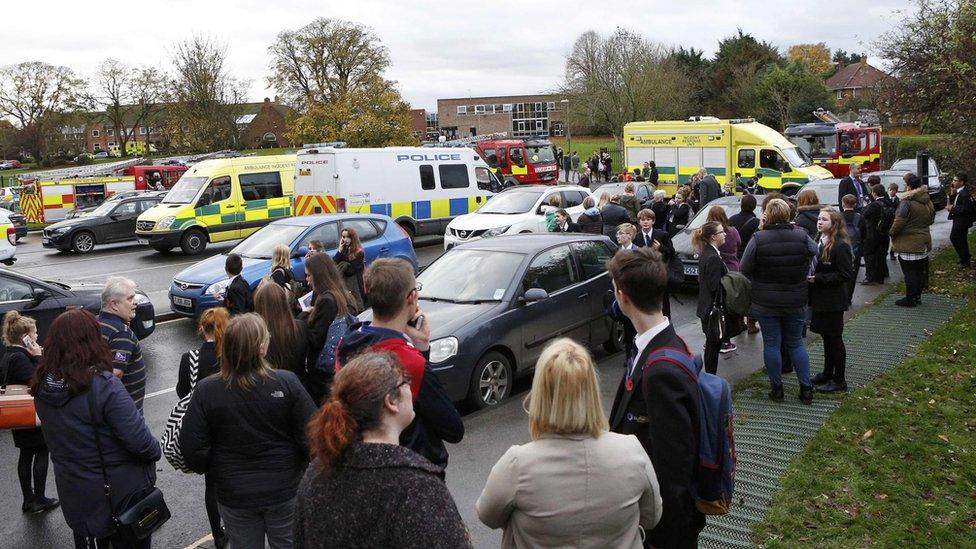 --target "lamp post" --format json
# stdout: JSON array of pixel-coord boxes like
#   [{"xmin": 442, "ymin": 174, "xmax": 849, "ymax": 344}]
[{"xmin": 560, "ymin": 99, "xmax": 571, "ymax": 182}]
